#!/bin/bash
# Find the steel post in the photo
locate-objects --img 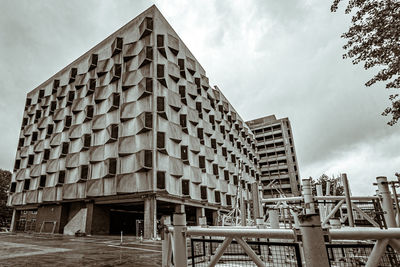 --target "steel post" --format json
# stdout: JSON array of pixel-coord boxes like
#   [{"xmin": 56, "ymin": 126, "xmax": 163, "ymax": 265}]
[
  {"xmin": 172, "ymin": 206, "xmax": 187, "ymax": 267},
  {"xmin": 377, "ymin": 176, "xmax": 397, "ymax": 227},
  {"xmin": 341, "ymin": 173, "xmax": 354, "ymax": 227},
  {"xmin": 161, "ymin": 216, "xmax": 171, "ymax": 267},
  {"xmin": 302, "ymin": 178, "xmax": 315, "ymax": 214},
  {"xmin": 365, "ymin": 238, "xmax": 389, "ymax": 267},
  {"xmin": 390, "ymin": 182, "xmax": 400, "ymax": 226},
  {"xmin": 269, "ymin": 209, "xmax": 279, "ymax": 229},
  {"xmin": 298, "ymin": 214, "xmax": 329, "ymax": 267}
]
